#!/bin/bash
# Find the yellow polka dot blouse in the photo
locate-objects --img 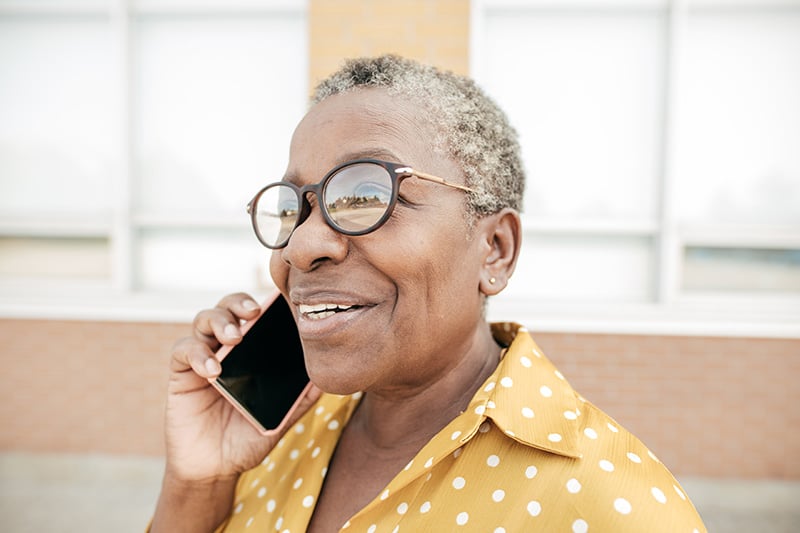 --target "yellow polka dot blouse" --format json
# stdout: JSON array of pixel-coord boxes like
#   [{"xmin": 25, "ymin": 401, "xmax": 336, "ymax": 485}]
[{"xmin": 215, "ymin": 323, "xmax": 706, "ymax": 532}]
